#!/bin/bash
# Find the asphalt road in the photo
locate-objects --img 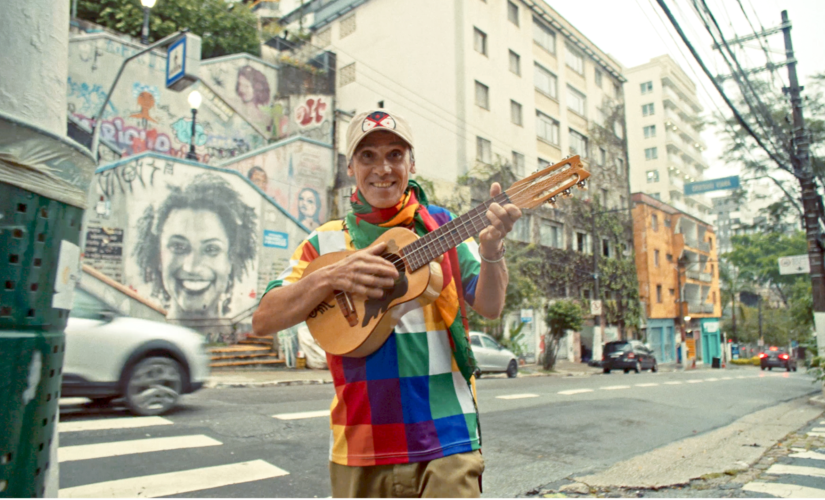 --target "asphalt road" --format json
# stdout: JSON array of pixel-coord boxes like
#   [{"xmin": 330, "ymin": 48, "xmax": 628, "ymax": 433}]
[{"xmin": 58, "ymin": 365, "xmax": 819, "ymax": 498}]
